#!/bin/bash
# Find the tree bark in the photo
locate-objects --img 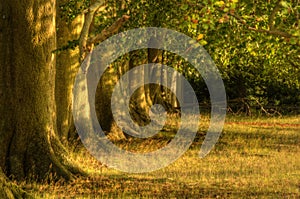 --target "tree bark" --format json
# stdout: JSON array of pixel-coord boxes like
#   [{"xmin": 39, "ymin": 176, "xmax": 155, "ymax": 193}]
[
  {"xmin": 128, "ymin": 50, "xmax": 151, "ymax": 126},
  {"xmin": 56, "ymin": 1, "xmax": 84, "ymax": 141},
  {"xmin": 96, "ymin": 64, "xmax": 126, "ymax": 139},
  {"xmin": 0, "ymin": 0, "xmax": 80, "ymax": 181},
  {"xmin": 147, "ymin": 37, "xmax": 164, "ymax": 106}
]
